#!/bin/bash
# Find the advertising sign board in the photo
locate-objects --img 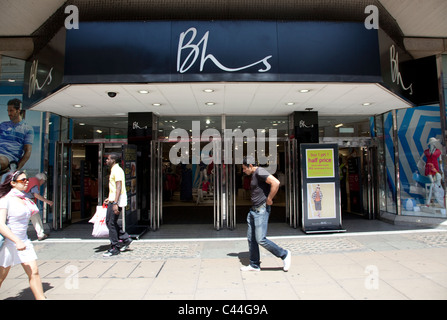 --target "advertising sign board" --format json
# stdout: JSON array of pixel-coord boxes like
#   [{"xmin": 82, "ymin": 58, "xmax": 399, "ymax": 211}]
[{"xmin": 301, "ymin": 143, "xmax": 344, "ymax": 233}]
